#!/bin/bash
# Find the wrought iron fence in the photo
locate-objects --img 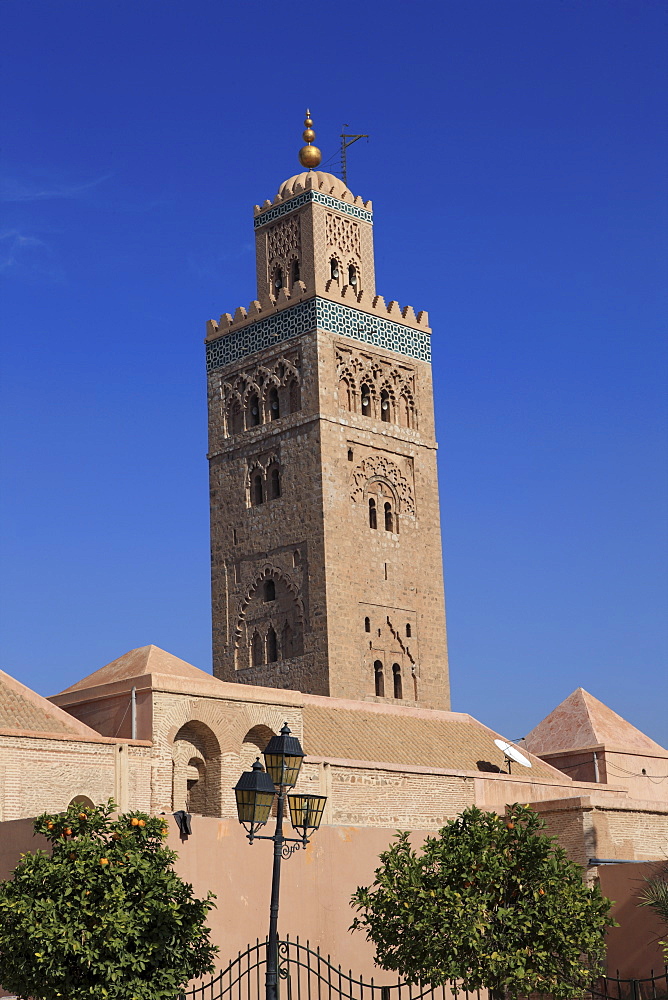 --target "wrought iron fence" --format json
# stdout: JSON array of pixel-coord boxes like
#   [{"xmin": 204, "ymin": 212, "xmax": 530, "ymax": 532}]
[{"xmin": 177, "ymin": 939, "xmax": 668, "ymax": 1000}]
